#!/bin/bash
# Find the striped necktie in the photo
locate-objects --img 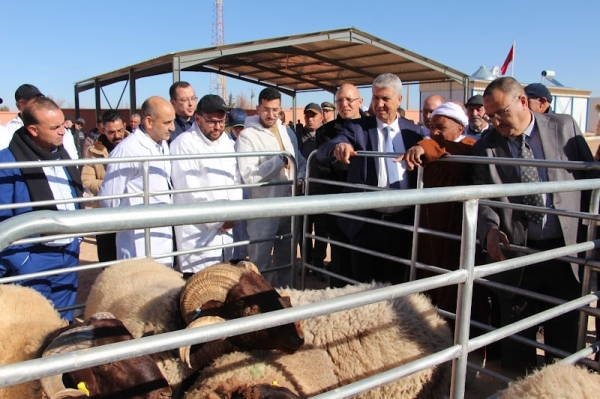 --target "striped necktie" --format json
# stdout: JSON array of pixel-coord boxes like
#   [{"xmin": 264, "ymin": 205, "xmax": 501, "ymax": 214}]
[{"xmin": 518, "ymin": 135, "xmax": 544, "ymax": 224}]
